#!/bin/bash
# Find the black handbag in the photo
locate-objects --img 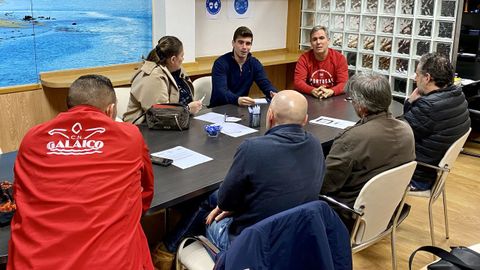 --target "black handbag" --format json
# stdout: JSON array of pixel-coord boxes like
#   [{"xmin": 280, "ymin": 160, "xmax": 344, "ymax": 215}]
[
  {"xmin": 144, "ymin": 103, "xmax": 190, "ymax": 131},
  {"xmin": 409, "ymin": 245, "xmax": 480, "ymax": 270}
]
